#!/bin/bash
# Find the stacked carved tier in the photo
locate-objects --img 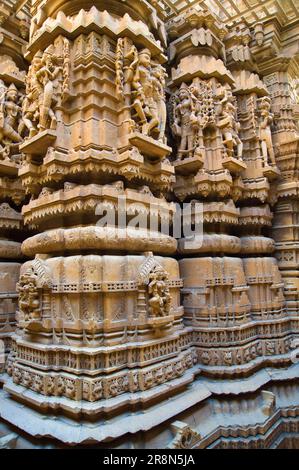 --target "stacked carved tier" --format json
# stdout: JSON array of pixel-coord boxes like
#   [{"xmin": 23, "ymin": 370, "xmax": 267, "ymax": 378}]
[
  {"xmin": 0, "ymin": 21, "xmax": 28, "ymax": 372},
  {"xmin": 167, "ymin": 9, "xmax": 297, "ymax": 377},
  {"xmin": 5, "ymin": 3, "xmax": 196, "ymax": 417}
]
